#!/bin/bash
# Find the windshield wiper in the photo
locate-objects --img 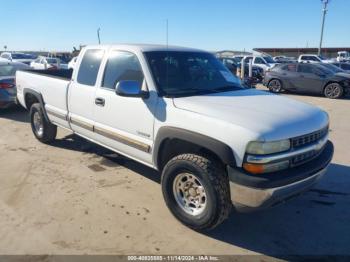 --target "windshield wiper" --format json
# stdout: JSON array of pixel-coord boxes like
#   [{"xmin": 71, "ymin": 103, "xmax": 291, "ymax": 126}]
[{"xmin": 165, "ymin": 85, "xmax": 242, "ymax": 97}]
